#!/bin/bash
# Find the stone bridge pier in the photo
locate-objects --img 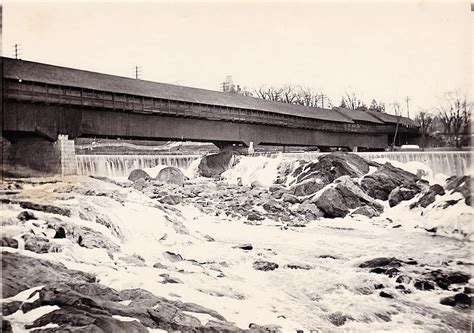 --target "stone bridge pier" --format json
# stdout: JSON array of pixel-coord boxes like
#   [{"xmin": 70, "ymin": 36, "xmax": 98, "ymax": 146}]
[{"xmin": 3, "ymin": 134, "xmax": 76, "ymax": 176}]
